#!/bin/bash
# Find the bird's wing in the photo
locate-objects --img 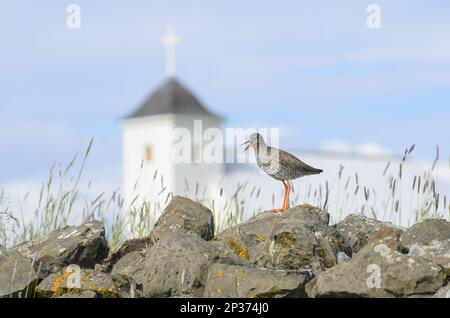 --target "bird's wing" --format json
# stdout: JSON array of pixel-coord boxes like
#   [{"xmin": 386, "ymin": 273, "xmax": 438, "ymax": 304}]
[{"xmin": 278, "ymin": 149, "xmax": 323, "ymax": 173}]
